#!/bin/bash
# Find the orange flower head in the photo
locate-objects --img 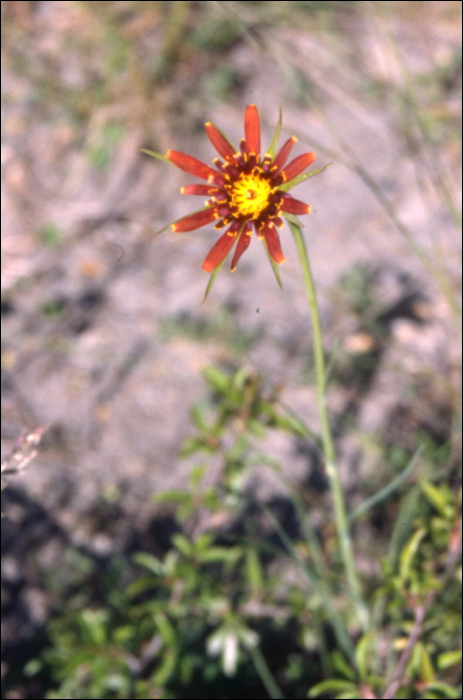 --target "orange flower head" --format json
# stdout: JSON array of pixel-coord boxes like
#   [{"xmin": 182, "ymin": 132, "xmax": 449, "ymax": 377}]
[{"xmin": 165, "ymin": 105, "xmax": 316, "ymax": 274}]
